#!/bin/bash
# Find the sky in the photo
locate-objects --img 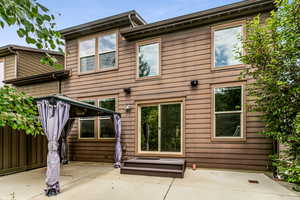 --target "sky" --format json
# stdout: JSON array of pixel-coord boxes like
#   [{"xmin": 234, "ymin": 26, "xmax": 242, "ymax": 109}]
[{"xmin": 0, "ymin": 0, "xmax": 241, "ymax": 47}]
